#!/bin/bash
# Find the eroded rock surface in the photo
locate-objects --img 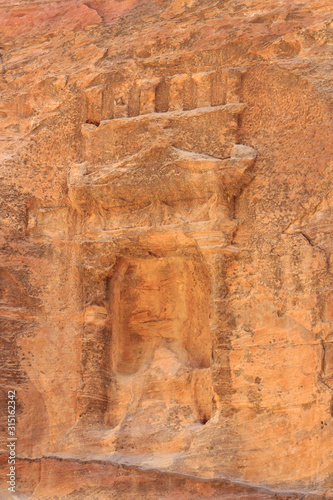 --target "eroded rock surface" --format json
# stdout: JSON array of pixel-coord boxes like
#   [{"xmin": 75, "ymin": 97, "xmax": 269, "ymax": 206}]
[{"xmin": 0, "ymin": 0, "xmax": 333, "ymax": 498}]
